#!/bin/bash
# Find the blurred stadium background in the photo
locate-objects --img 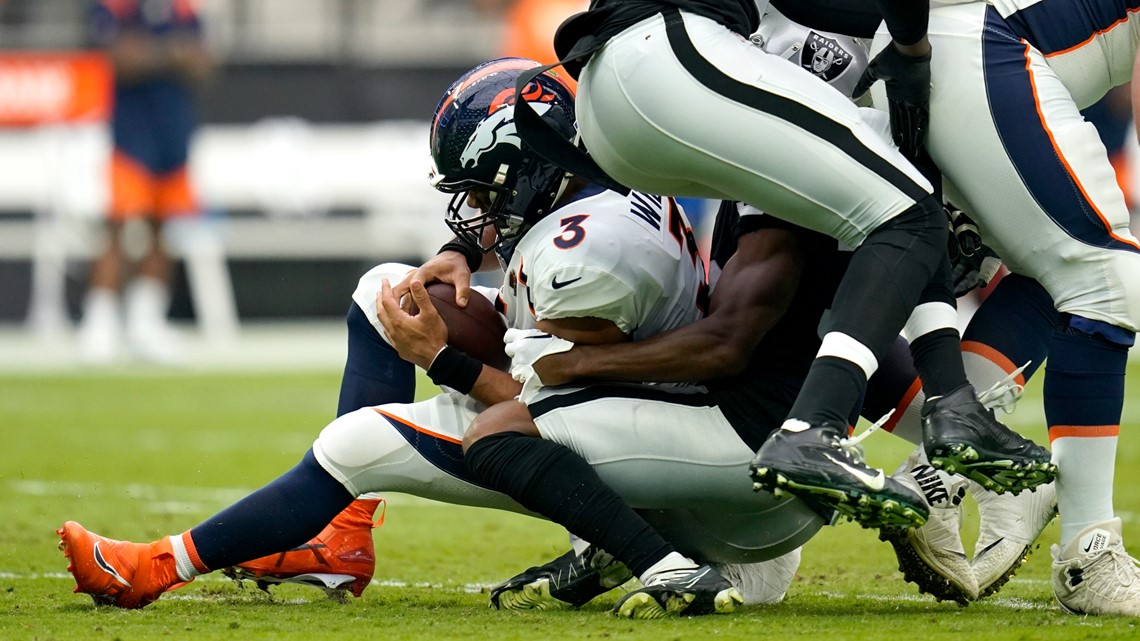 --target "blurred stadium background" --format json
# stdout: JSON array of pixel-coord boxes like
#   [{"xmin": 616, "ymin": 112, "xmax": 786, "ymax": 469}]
[
  {"xmin": 0, "ymin": 0, "xmax": 590, "ymax": 370},
  {"xmin": 0, "ymin": 0, "xmax": 1138, "ymax": 372}
]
